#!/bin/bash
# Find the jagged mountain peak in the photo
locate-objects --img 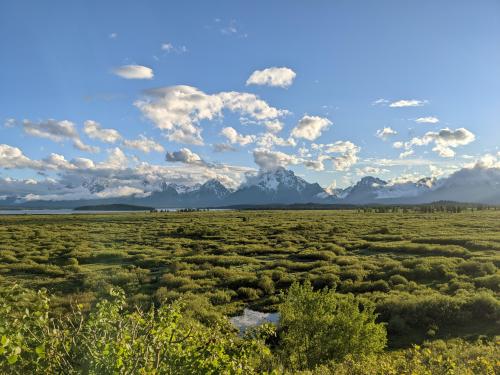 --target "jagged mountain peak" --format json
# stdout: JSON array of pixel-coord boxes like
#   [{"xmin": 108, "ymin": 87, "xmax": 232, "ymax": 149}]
[
  {"xmin": 244, "ymin": 167, "xmax": 309, "ymax": 192},
  {"xmin": 82, "ymin": 178, "xmax": 108, "ymax": 194},
  {"xmin": 198, "ymin": 179, "xmax": 230, "ymax": 198},
  {"xmin": 161, "ymin": 182, "xmax": 200, "ymax": 194},
  {"xmin": 357, "ymin": 176, "xmax": 387, "ymax": 187}
]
